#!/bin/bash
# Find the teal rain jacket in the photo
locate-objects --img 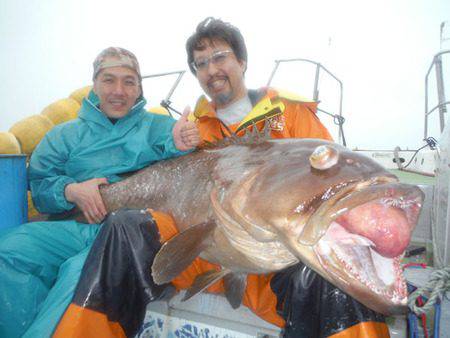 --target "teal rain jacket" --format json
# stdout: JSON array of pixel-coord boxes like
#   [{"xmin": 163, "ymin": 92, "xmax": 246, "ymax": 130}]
[{"xmin": 29, "ymin": 91, "xmax": 185, "ymax": 213}]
